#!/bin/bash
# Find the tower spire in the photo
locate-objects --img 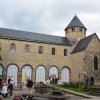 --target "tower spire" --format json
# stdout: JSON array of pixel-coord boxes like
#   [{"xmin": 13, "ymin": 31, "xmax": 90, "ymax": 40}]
[
  {"xmin": 64, "ymin": 15, "xmax": 87, "ymax": 41},
  {"xmin": 65, "ymin": 15, "xmax": 86, "ymax": 31}
]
